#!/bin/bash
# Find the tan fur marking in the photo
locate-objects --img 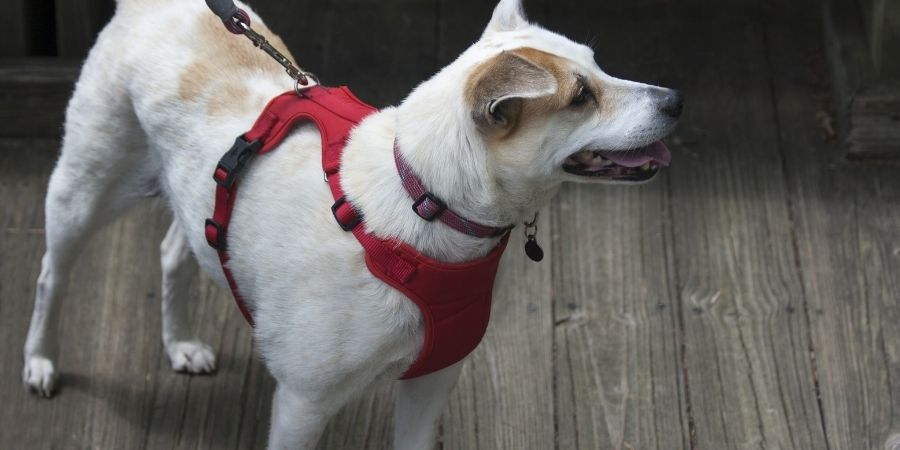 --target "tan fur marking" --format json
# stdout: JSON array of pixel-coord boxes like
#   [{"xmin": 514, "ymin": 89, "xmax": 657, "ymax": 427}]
[
  {"xmin": 466, "ymin": 47, "xmax": 618, "ymax": 144},
  {"xmin": 177, "ymin": 14, "xmax": 295, "ymax": 116}
]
